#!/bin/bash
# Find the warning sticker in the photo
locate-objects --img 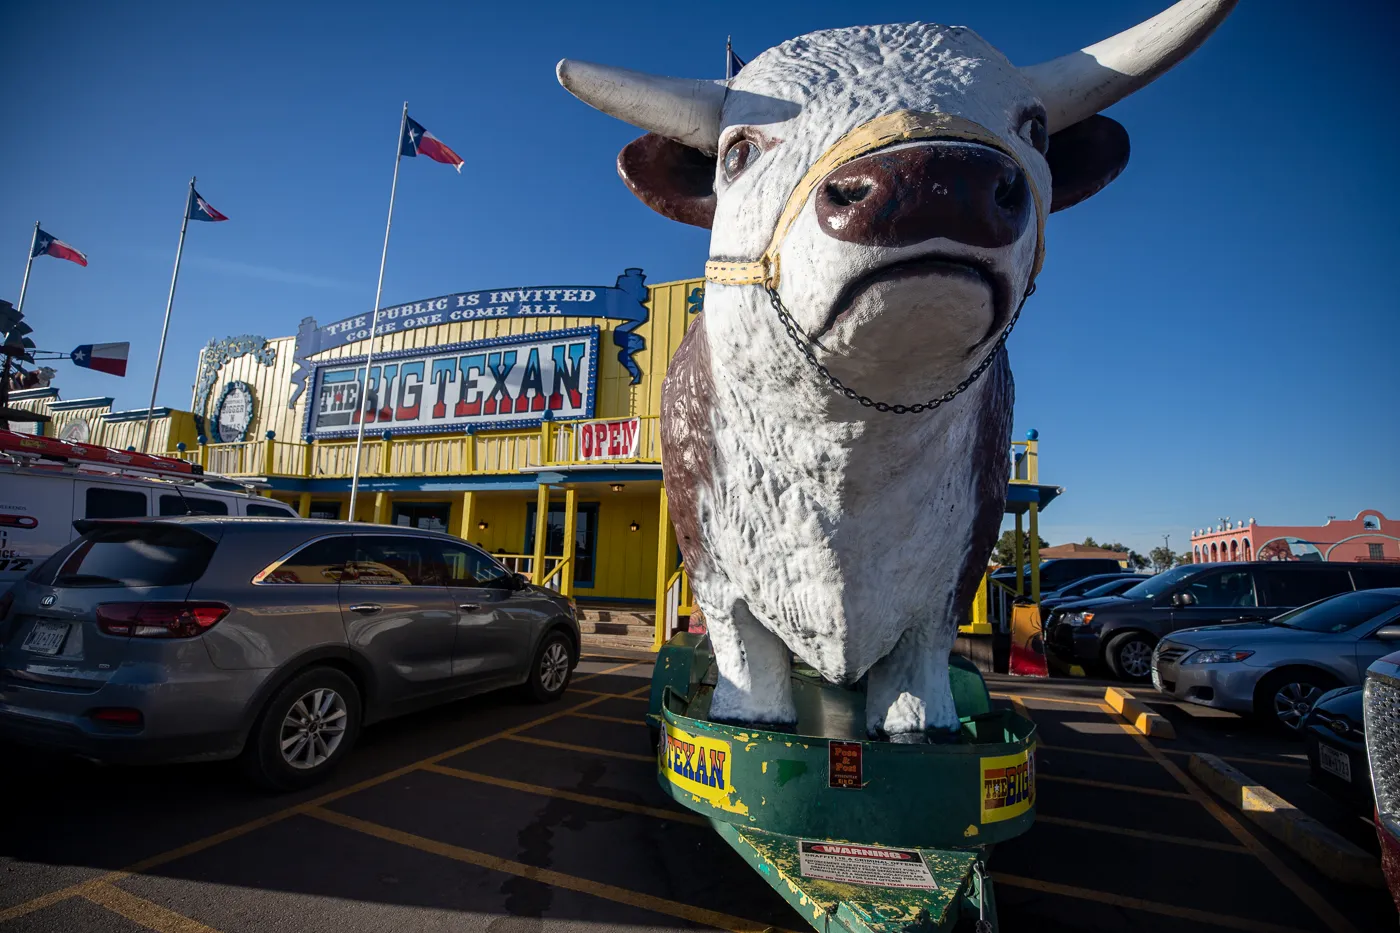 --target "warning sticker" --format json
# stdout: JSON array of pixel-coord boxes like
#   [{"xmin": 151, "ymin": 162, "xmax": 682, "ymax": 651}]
[
  {"xmin": 980, "ymin": 745, "xmax": 1036, "ymax": 824},
  {"xmin": 797, "ymin": 841, "xmax": 938, "ymax": 890}
]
